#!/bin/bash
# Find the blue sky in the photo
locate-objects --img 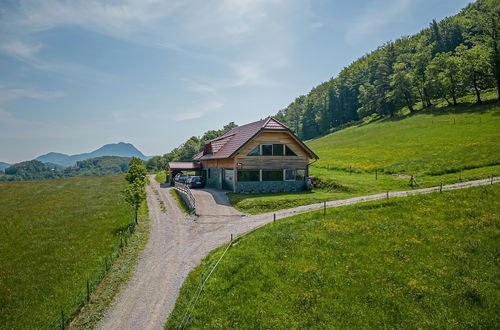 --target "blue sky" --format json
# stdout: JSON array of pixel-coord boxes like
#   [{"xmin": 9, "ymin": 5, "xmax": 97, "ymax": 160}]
[{"xmin": 0, "ymin": 0, "xmax": 471, "ymax": 163}]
